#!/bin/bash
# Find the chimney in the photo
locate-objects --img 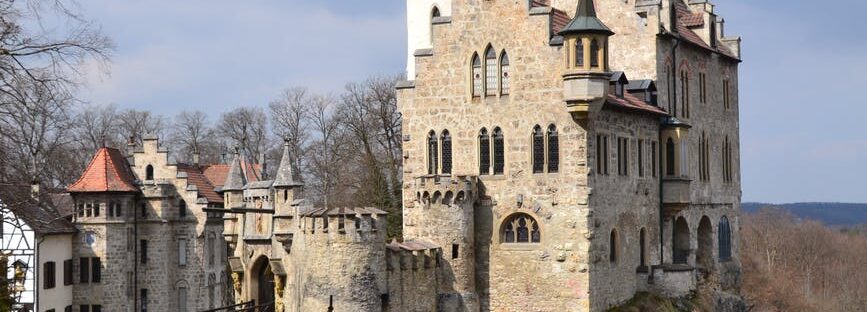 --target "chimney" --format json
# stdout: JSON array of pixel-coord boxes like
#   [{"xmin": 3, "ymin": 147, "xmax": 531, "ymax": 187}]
[
  {"xmin": 127, "ymin": 136, "xmax": 137, "ymax": 155},
  {"xmin": 193, "ymin": 149, "xmax": 201, "ymax": 166},
  {"xmin": 259, "ymin": 152, "xmax": 267, "ymax": 180}
]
